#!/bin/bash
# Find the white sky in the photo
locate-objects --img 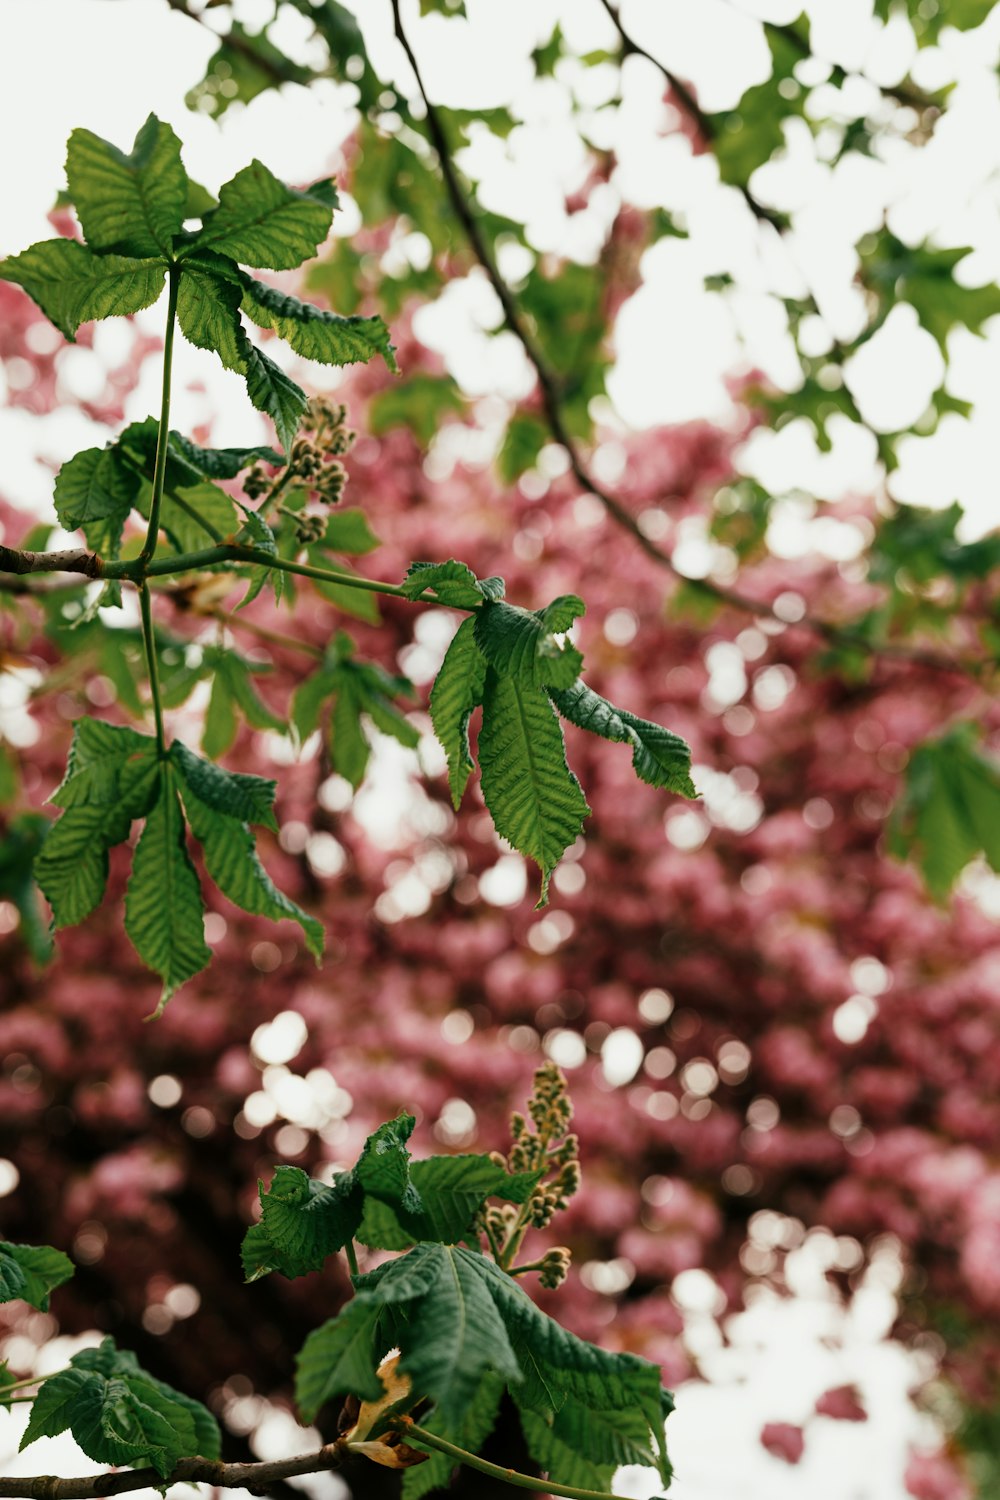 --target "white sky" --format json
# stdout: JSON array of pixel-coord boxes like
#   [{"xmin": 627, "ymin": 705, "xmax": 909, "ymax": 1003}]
[{"xmin": 0, "ymin": 1, "xmax": 994, "ymax": 1495}]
